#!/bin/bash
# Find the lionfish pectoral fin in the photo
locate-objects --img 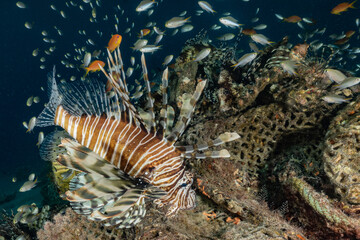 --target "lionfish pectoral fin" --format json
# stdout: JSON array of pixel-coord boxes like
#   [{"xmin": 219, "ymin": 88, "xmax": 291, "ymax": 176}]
[
  {"xmin": 176, "ymin": 132, "xmax": 240, "ymax": 153},
  {"xmin": 56, "ymin": 137, "xmax": 159, "ymax": 228},
  {"xmin": 57, "ymin": 138, "xmax": 127, "ymax": 178},
  {"xmin": 101, "ymin": 196, "xmax": 147, "ymax": 228},
  {"xmin": 183, "ymin": 149, "xmax": 230, "ymax": 159},
  {"xmin": 91, "ymin": 188, "xmax": 144, "ymax": 219},
  {"xmin": 144, "ymin": 185, "xmax": 167, "ymax": 199},
  {"xmin": 65, "ymin": 173, "xmax": 130, "ymax": 201},
  {"xmin": 39, "ymin": 130, "xmax": 76, "ymax": 182},
  {"xmin": 39, "ymin": 130, "xmax": 71, "ymax": 162},
  {"xmin": 90, "ymin": 189, "xmax": 148, "ymax": 228},
  {"xmin": 177, "ymin": 131, "xmax": 240, "ymax": 159}
]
